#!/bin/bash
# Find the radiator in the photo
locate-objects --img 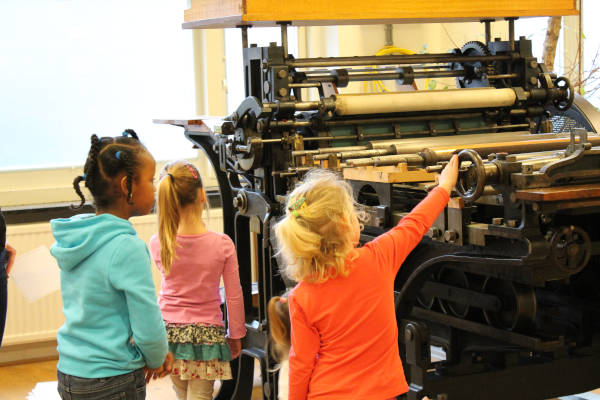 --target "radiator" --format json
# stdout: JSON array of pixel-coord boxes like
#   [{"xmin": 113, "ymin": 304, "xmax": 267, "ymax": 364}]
[{"xmin": 2, "ymin": 209, "xmax": 223, "ymax": 348}]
